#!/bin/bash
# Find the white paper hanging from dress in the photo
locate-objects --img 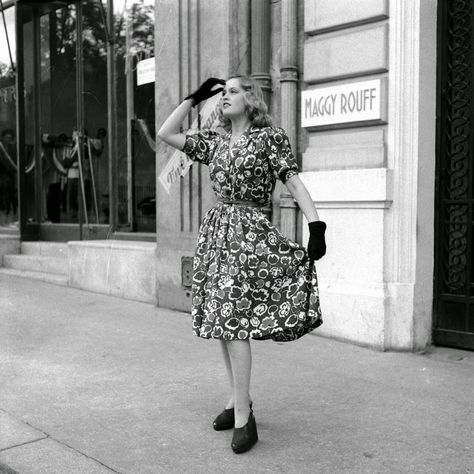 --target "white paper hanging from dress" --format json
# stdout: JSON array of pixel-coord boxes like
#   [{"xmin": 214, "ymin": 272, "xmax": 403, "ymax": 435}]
[{"xmin": 158, "ymin": 94, "xmax": 222, "ymax": 194}]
